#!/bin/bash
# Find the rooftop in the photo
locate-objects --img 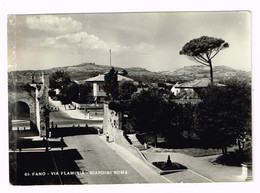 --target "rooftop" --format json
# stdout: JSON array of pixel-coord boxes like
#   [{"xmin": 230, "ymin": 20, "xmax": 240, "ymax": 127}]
[
  {"xmin": 85, "ymin": 74, "xmax": 134, "ymax": 82},
  {"xmin": 174, "ymin": 79, "xmax": 225, "ymax": 88}
]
